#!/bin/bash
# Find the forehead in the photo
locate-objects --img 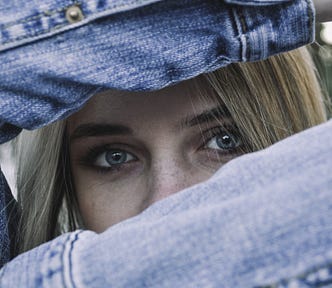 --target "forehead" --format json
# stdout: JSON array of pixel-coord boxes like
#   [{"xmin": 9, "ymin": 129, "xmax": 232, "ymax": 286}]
[{"xmin": 68, "ymin": 77, "xmax": 219, "ymax": 128}]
